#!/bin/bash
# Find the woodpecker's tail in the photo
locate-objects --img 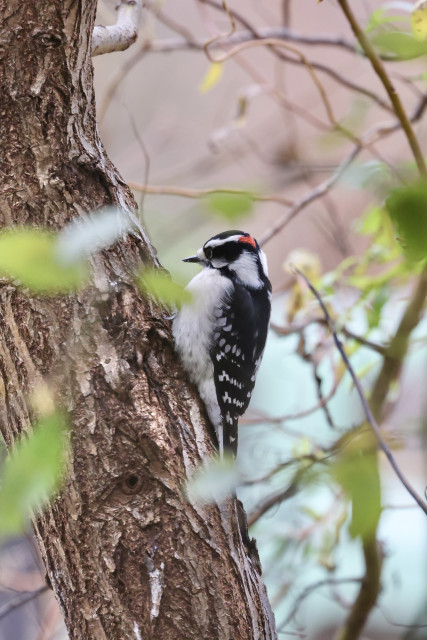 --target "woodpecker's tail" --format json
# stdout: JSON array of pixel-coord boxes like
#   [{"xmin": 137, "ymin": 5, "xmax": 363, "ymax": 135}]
[{"xmin": 223, "ymin": 416, "xmax": 238, "ymax": 457}]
